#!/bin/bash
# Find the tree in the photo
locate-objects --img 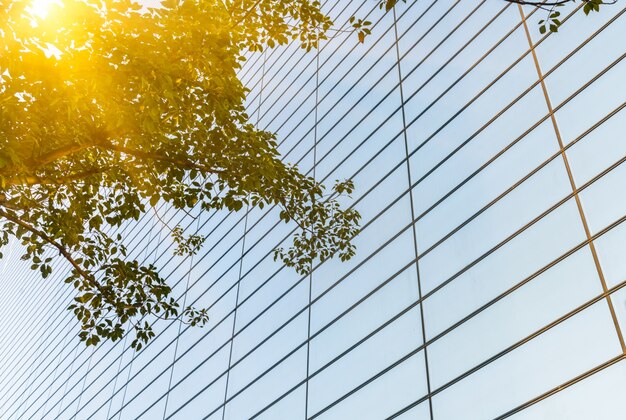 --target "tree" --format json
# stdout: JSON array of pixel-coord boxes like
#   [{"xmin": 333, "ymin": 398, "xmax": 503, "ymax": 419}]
[
  {"xmin": 0, "ymin": 0, "xmax": 360, "ymax": 350},
  {"xmin": 0, "ymin": 0, "xmax": 614, "ymax": 350}
]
